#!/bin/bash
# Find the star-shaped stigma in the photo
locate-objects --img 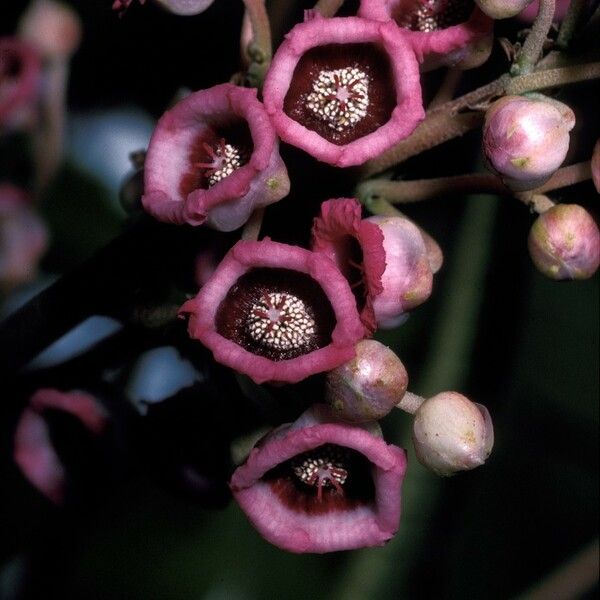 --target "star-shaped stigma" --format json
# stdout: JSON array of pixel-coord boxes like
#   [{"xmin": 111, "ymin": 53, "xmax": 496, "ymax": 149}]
[
  {"xmin": 306, "ymin": 67, "xmax": 369, "ymax": 133},
  {"xmin": 401, "ymin": 0, "xmax": 473, "ymax": 32},
  {"xmin": 247, "ymin": 292, "xmax": 316, "ymax": 351},
  {"xmin": 195, "ymin": 138, "xmax": 245, "ymax": 187},
  {"xmin": 292, "ymin": 444, "xmax": 349, "ymax": 502}
]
